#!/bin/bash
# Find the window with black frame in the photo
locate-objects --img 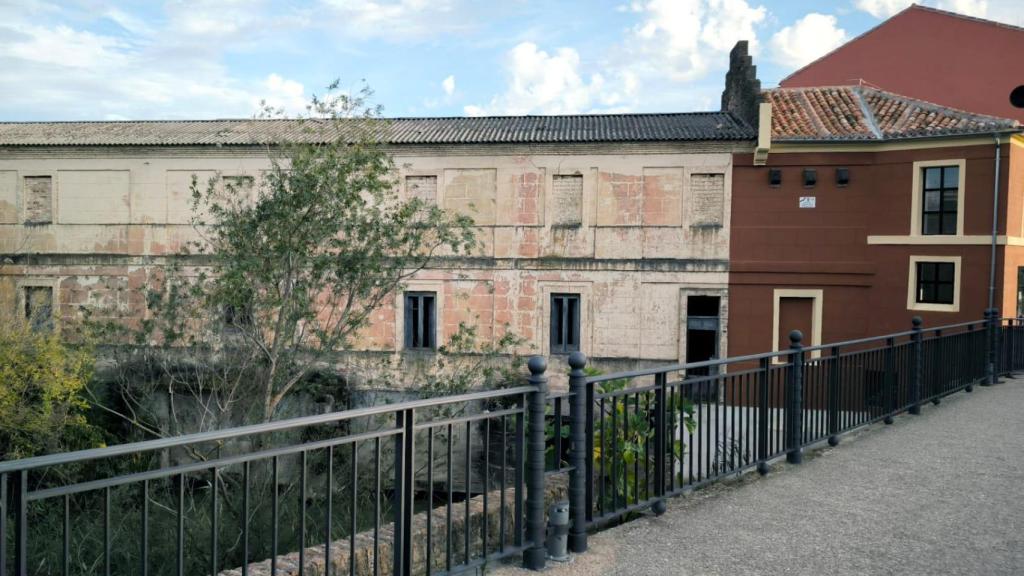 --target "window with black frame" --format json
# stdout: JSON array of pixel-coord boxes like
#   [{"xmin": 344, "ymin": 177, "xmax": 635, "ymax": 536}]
[
  {"xmin": 921, "ymin": 166, "xmax": 959, "ymax": 235},
  {"xmin": 404, "ymin": 291, "xmax": 436, "ymax": 350},
  {"xmin": 916, "ymin": 262, "xmax": 955, "ymax": 305},
  {"xmin": 550, "ymin": 293, "xmax": 580, "ymax": 354}
]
